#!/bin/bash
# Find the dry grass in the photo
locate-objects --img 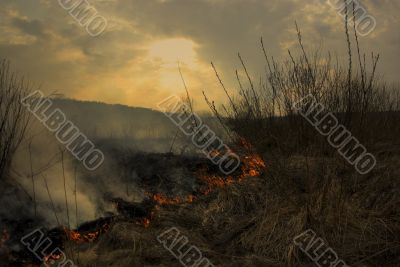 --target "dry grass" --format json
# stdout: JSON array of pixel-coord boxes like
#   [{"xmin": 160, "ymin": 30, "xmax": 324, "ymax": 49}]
[
  {"xmin": 65, "ymin": 9, "xmax": 400, "ymax": 267},
  {"xmin": 70, "ymin": 152, "xmax": 399, "ymax": 266}
]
